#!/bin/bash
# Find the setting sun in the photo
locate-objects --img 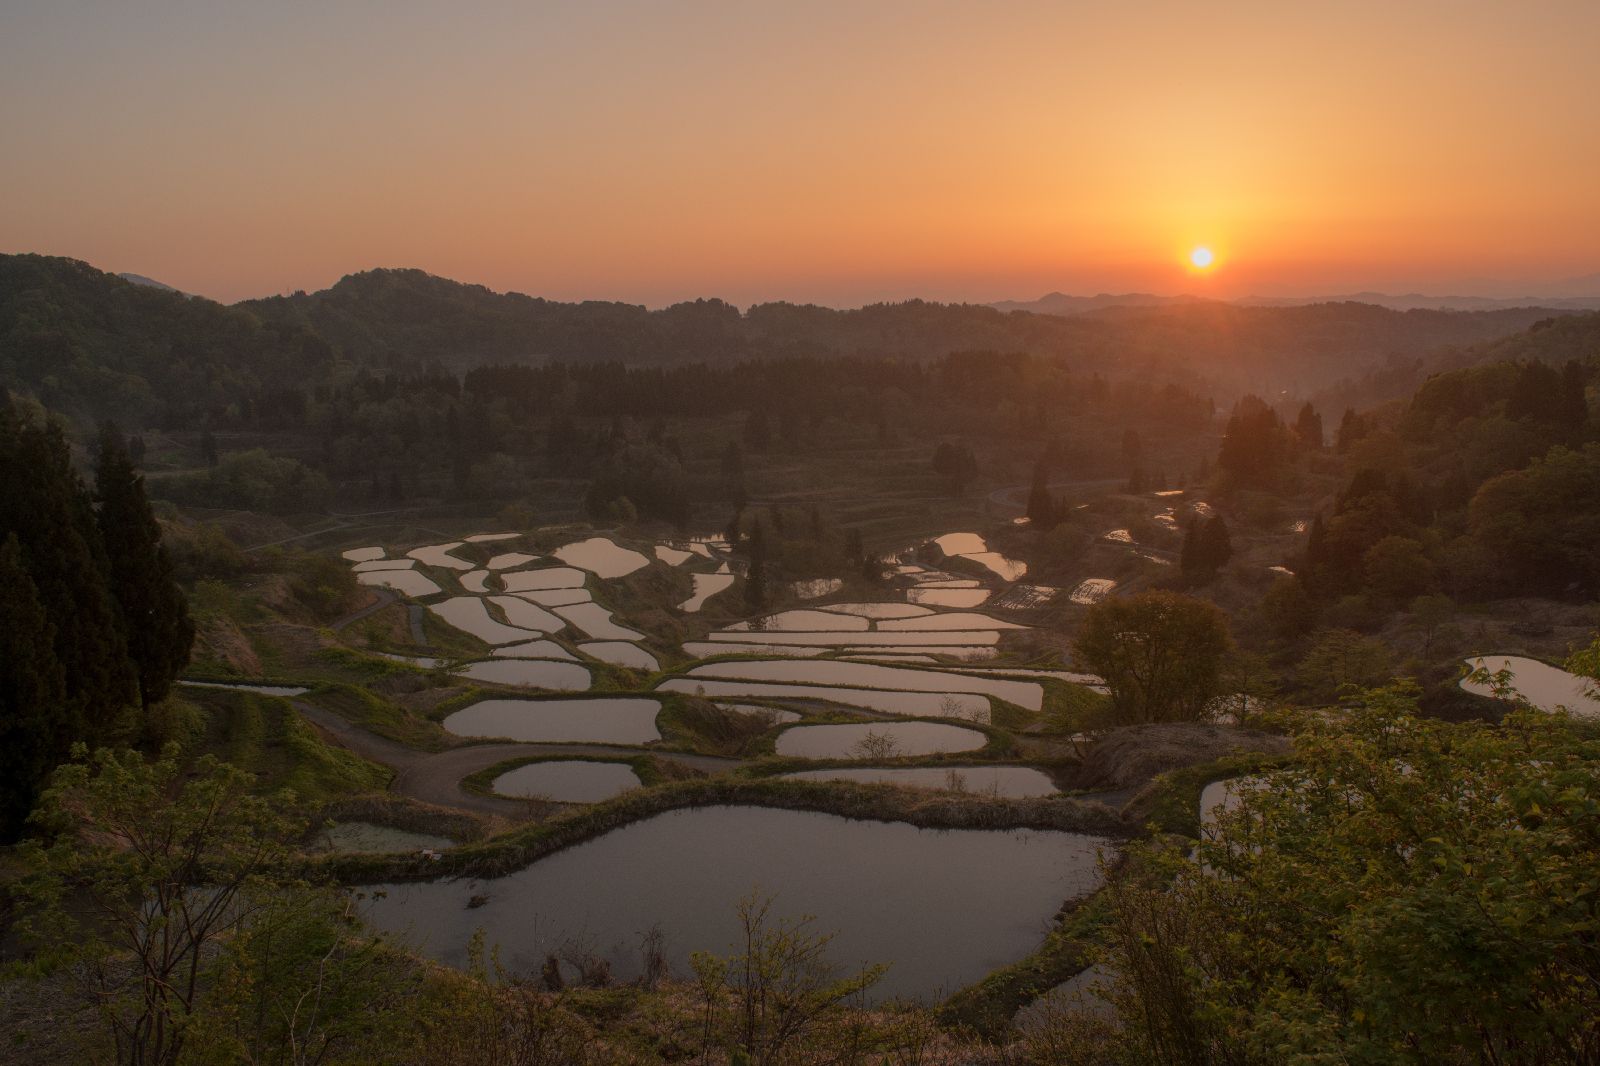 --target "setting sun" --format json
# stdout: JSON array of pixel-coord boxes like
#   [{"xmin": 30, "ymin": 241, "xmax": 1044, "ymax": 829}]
[{"xmin": 1190, "ymin": 246, "xmax": 1215, "ymax": 270}]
